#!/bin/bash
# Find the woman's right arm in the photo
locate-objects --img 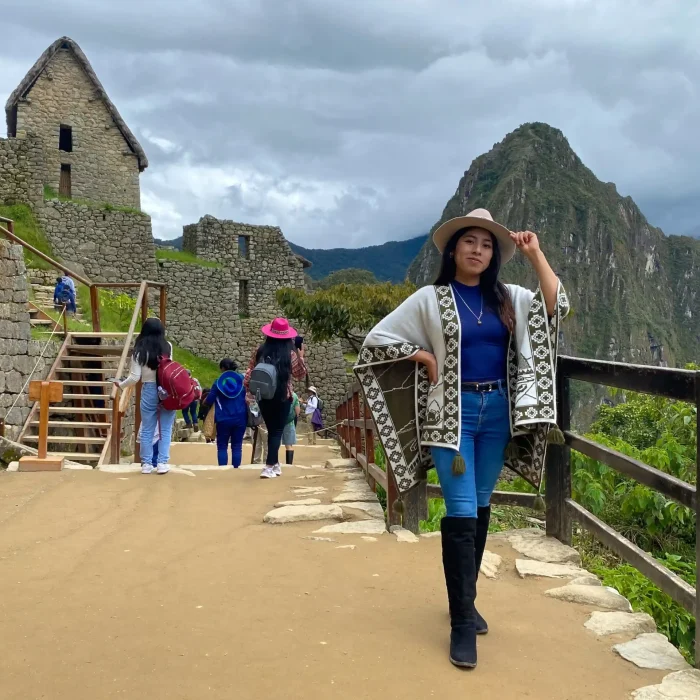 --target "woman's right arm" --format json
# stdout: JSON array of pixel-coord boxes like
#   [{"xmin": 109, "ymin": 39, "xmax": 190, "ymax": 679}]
[
  {"xmin": 117, "ymin": 357, "xmax": 142, "ymax": 390},
  {"xmin": 410, "ymin": 349, "xmax": 438, "ymax": 385}
]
